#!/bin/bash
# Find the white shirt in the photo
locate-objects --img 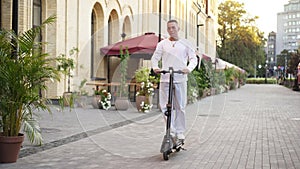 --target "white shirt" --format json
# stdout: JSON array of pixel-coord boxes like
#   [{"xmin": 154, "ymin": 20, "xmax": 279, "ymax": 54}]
[{"xmin": 151, "ymin": 38, "xmax": 198, "ymax": 83}]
